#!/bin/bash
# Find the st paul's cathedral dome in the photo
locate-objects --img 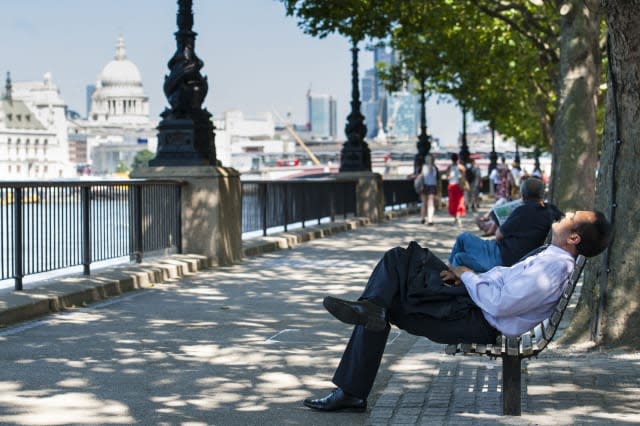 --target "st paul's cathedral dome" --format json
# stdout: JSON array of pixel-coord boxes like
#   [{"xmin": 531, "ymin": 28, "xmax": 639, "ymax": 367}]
[{"xmin": 89, "ymin": 36, "xmax": 150, "ymax": 125}]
